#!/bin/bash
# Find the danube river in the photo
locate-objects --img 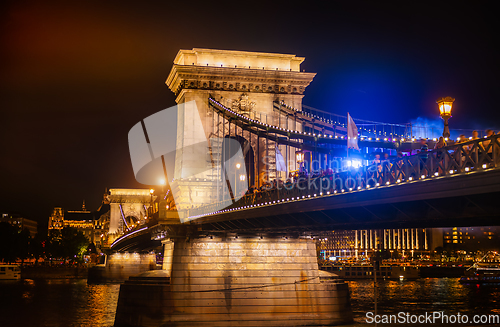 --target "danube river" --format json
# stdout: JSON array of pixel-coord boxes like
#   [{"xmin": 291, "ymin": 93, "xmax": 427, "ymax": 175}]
[{"xmin": 1, "ymin": 278, "xmax": 500, "ymax": 326}]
